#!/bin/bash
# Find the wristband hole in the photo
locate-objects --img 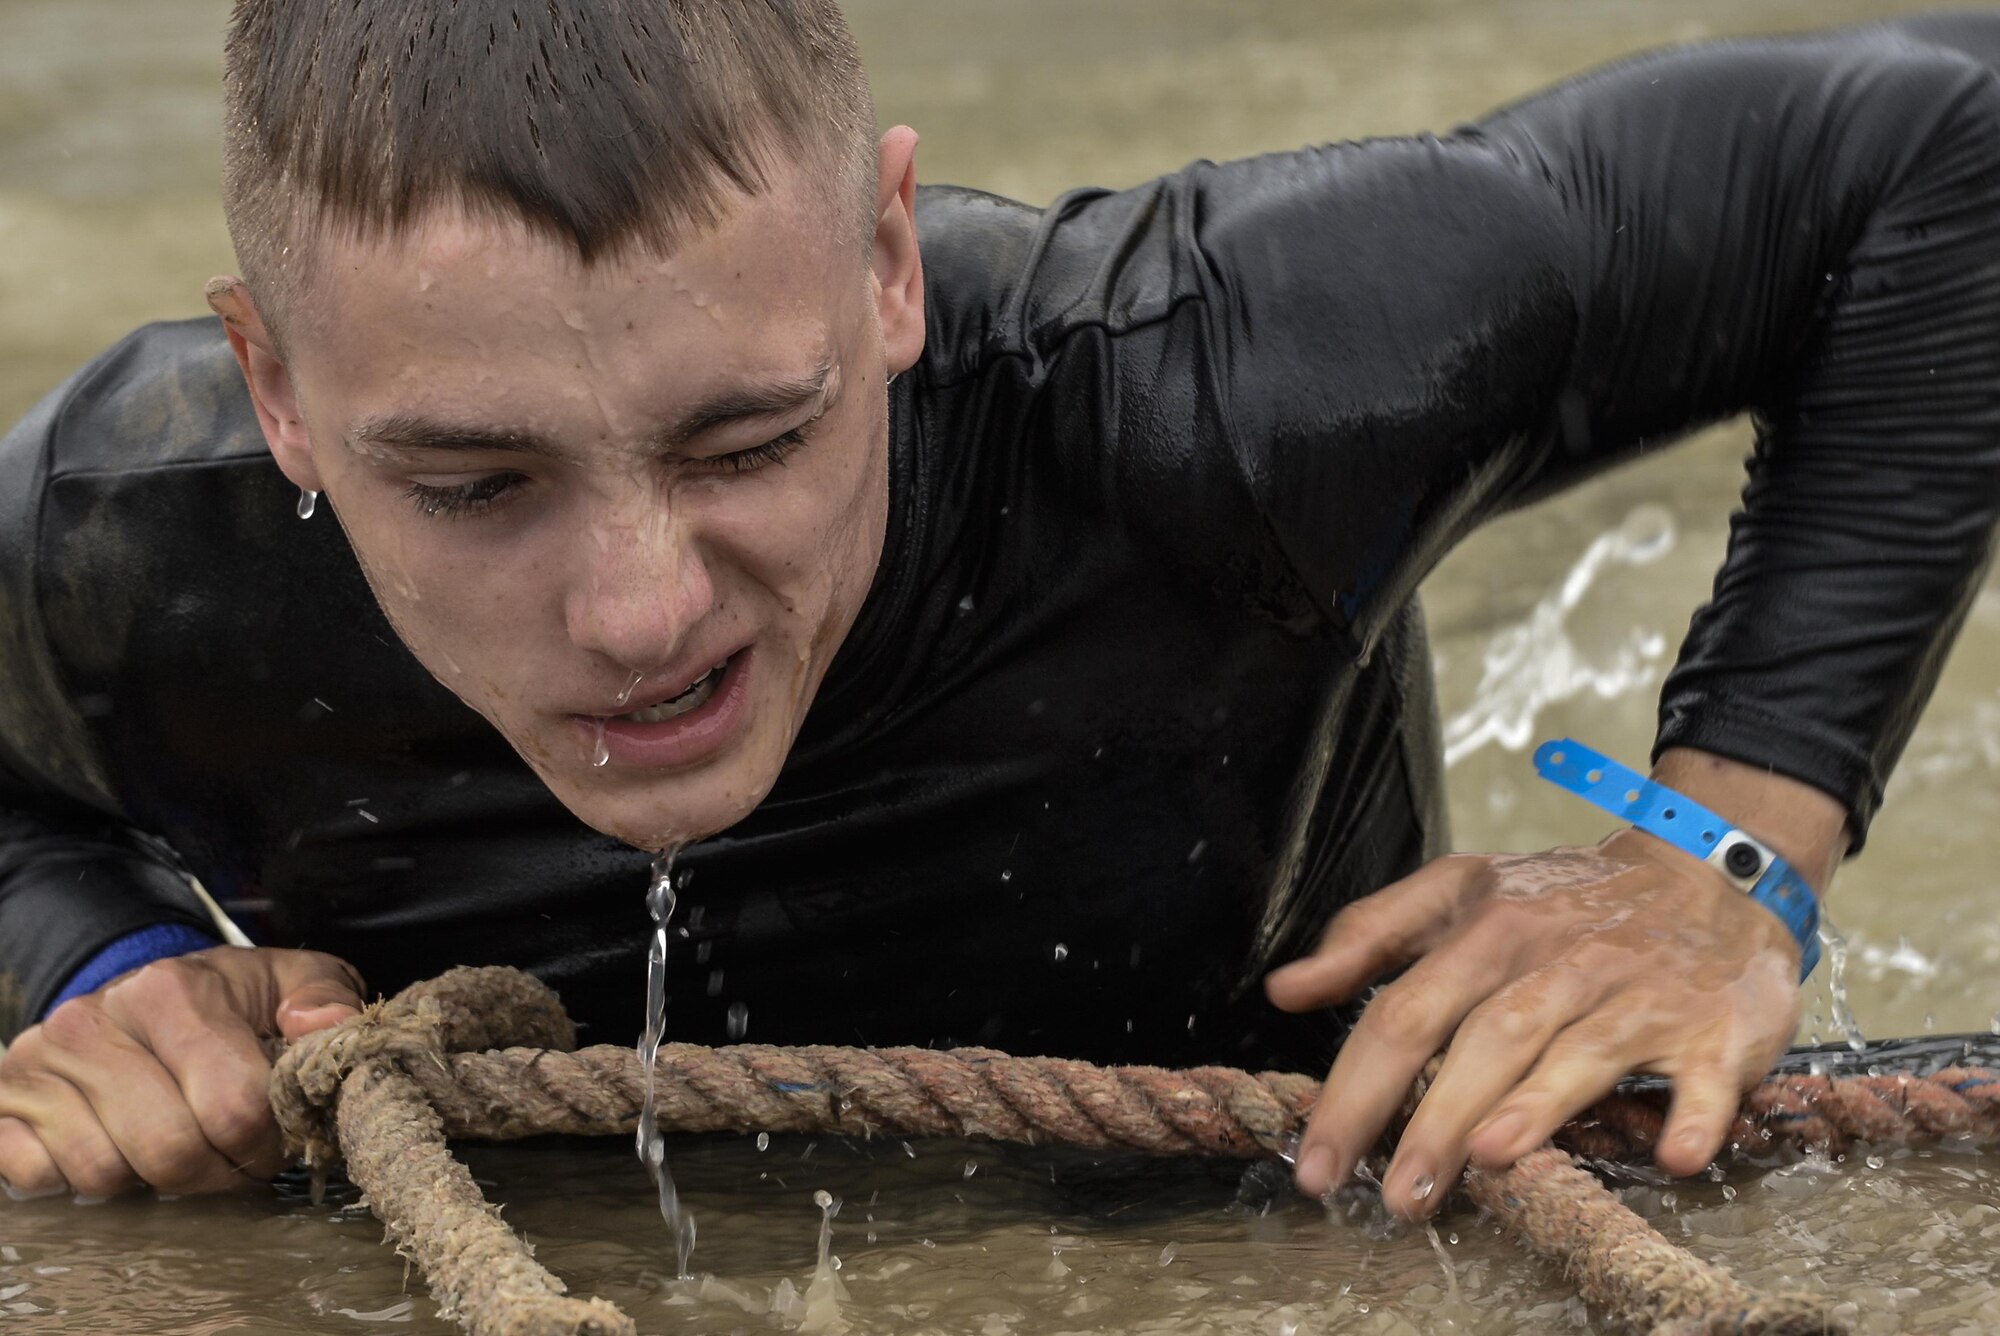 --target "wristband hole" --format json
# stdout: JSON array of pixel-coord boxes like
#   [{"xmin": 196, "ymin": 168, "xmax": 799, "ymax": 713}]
[
  {"xmin": 1550, "ymin": 750, "xmax": 1566, "ymax": 764},
  {"xmin": 1625, "ymin": 789, "xmax": 1640, "ymax": 804},
  {"xmin": 1701, "ymin": 830, "xmax": 1715, "ymax": 843},
  {"xmin": 1586, "ymin": 769, "xmax": 1602, "ymax": 783},
  {"xmin": 1663, "ymin": 808, "xmax": 1676, "ymax": 819}
]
